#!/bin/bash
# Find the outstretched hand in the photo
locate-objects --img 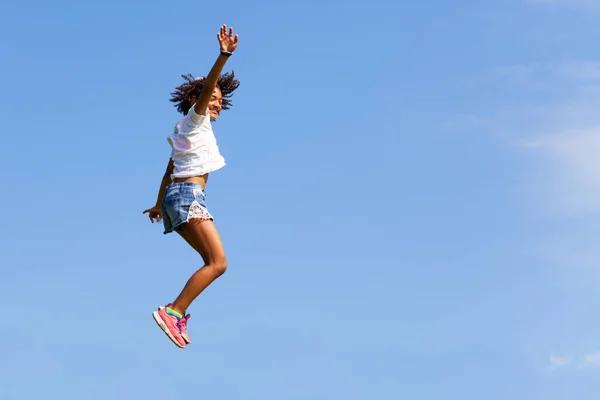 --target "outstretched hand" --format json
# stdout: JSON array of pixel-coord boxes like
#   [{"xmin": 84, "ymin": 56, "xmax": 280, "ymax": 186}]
[{"xmin": 218, "ymin": 24, "xmax": 239, "ymax": 53}]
